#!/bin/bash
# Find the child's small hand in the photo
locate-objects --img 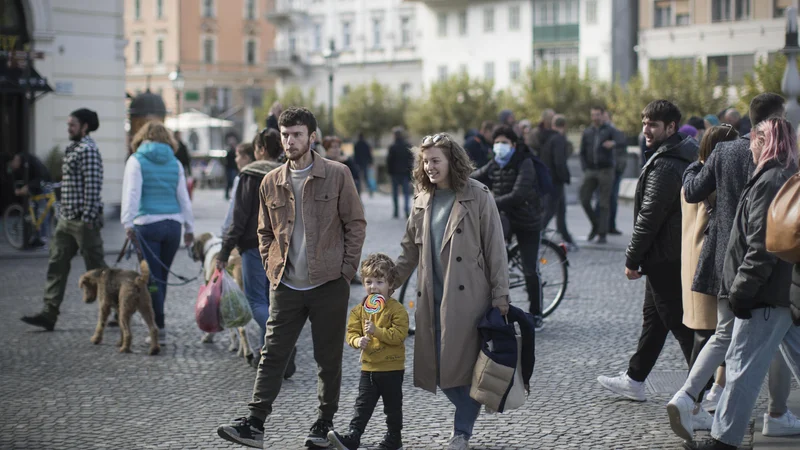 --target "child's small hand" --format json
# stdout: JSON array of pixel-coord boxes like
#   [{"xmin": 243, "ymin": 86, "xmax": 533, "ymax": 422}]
[
  {"xmin": 358, "ymin": 336, "xmax": 370, "ymax": 349},
  {"xmin": 364, "ymin": 320, "xmax": 376, "ymax": 335}
]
